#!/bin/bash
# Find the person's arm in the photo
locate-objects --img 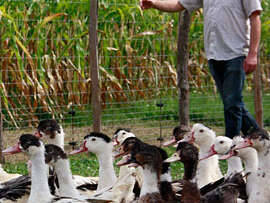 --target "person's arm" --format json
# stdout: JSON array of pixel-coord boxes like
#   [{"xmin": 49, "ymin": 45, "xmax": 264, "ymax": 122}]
[
  {"xmin": 244, "ymin": 10, "xmax": 261, "ymax": 74},
  {"xmin": 140, "ymin": 0, "xmax": 185, "ymax": 12}
]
